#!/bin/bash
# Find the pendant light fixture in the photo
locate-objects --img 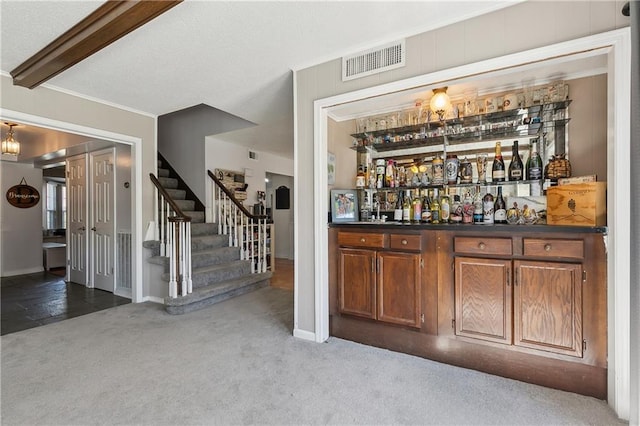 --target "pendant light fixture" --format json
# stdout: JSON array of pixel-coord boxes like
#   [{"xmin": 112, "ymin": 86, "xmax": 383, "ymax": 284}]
[{"xmin": 2, "ymin": 123, "xmax": 21, "ymax": 156}]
